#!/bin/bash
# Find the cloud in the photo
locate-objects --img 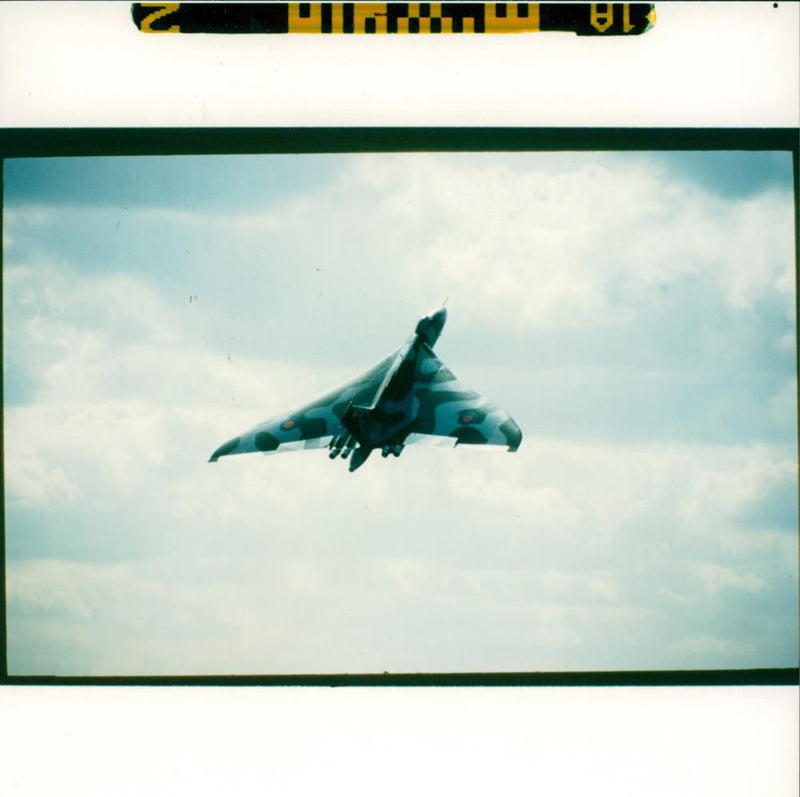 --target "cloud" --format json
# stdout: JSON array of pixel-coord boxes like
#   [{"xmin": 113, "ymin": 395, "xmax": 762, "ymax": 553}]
[
  {"xmin": 4, "ymin": 451, "xmax": 83, "ymax": 510},
  {"xmin": 339, "ymin": 154, "xmax": 796, "ymax": 333},
  {"xmin": 448, "ymin": 463, "xmax": 583, "ymax": 533},
  {"xmin": 666, "ymin": 634, "xmax": 735, "ymax": 657},
  {"xmin": 5, "ymin": 401, "xmax": 169, "ymax": 498},
  {"xmin": 5, "ymin": 152, "xmax": 794, "ymax": 374},
  {"xmin": 8, "ymin": 427, "xmax": 795, "ymax": 673},
  {"xmin": 692, "ymin": 563, "xmax": 767, "ymax": 596},
  {"xmin": 539, "ymin": 569, "xmax": 621, "ymax": 603}
]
